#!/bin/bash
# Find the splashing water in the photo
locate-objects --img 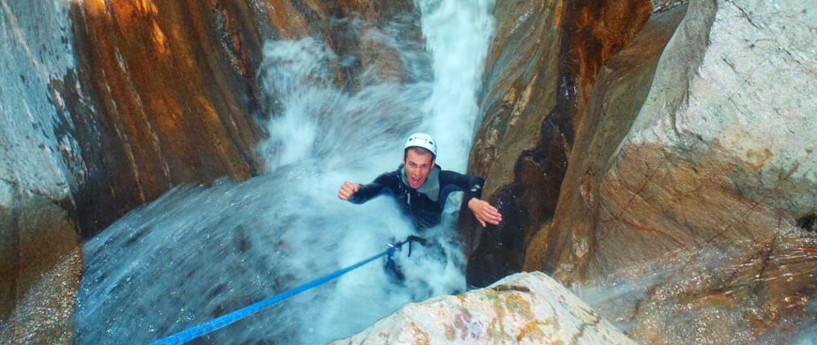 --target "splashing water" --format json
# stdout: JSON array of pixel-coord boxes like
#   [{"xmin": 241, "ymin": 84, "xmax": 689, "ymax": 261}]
[
  {"xmin": 75, "ymin": 1, "xmax": 495, "ymax": 344},
  {"xmin": 417, "ymin": 0, "xmax": 495, "ymax": 170}
]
